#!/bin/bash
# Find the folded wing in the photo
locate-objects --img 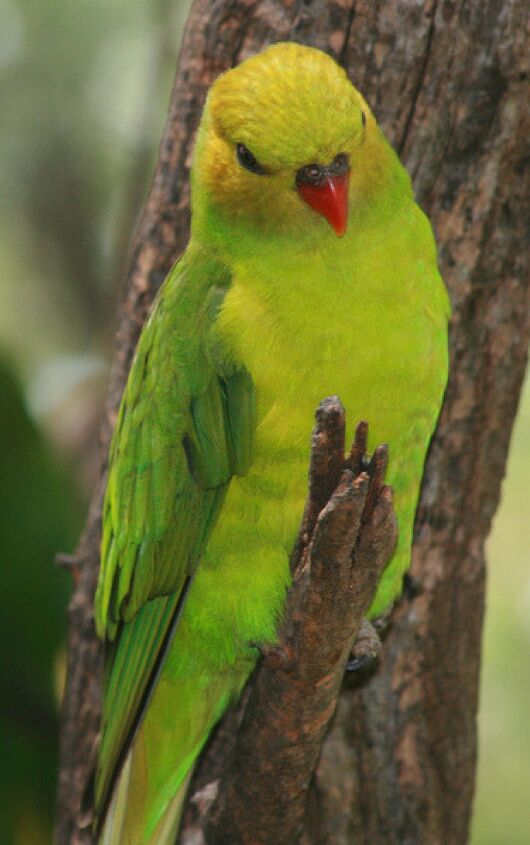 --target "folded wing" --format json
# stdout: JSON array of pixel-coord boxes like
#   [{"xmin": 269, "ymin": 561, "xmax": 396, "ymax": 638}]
[{"xmin": 93, "ymin": 253, "xmax": 255, "ymax": 821}]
